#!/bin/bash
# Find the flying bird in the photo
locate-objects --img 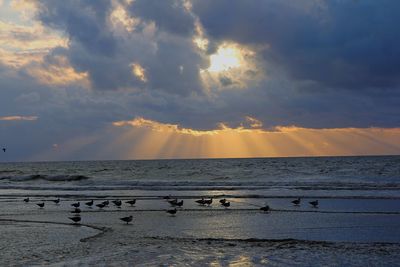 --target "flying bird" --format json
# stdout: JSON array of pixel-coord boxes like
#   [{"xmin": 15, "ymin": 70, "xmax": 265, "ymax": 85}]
[{"xmin": 120, "ymin": 215, "xmax": 133, "ymax": 224}]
